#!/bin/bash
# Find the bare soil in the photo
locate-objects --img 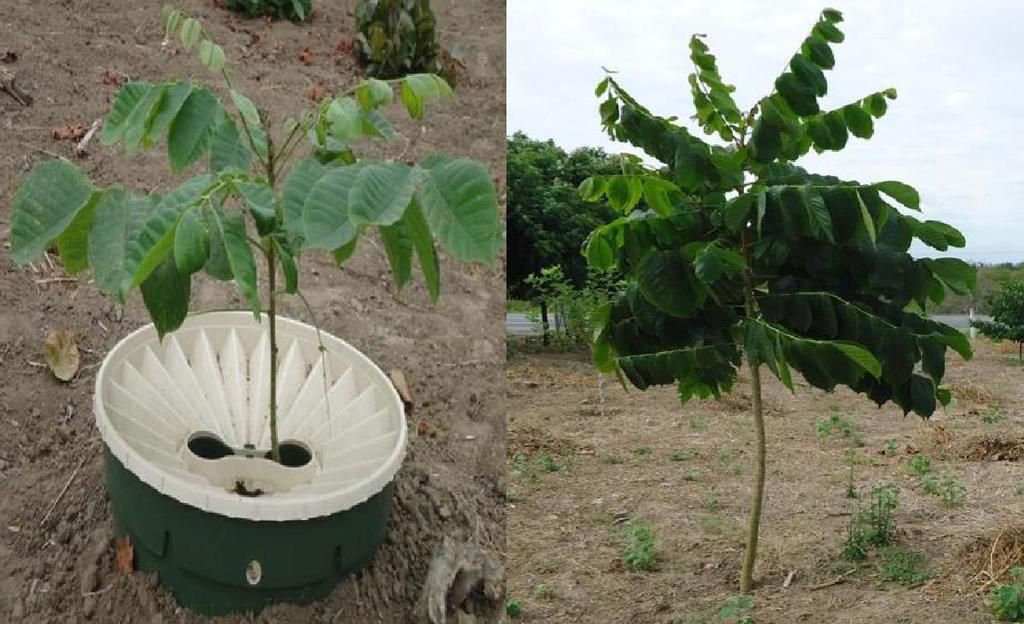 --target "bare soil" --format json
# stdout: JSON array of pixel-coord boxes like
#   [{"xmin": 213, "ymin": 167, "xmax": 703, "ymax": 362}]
[
  {"xmin": 0, "ymin": 0, "xmax": 505, "ymax": 622},
  {"xmin": 507, "ymin": 339, "xmax": 1024, "ymax": 623}
]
